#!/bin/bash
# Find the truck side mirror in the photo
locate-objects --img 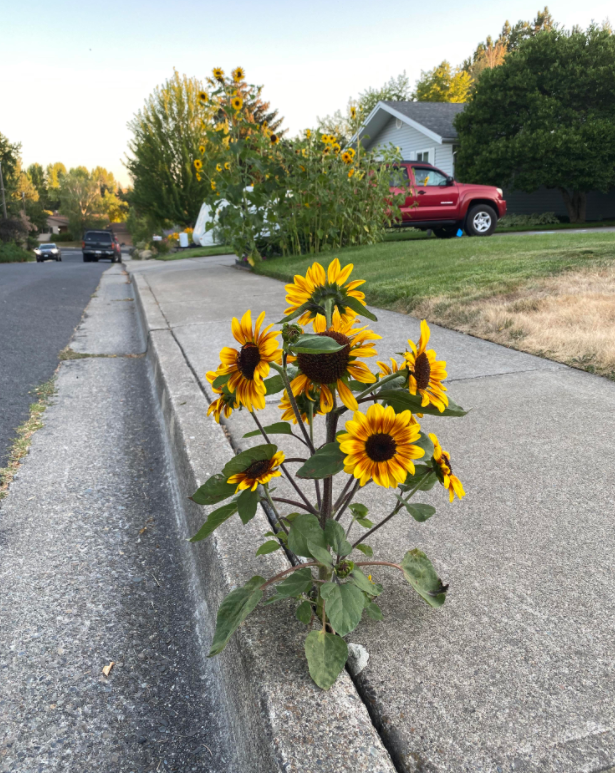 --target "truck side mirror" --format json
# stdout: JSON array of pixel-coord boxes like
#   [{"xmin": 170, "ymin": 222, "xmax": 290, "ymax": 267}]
[{"xmin": 446, "ymin": 176, "xmax": 454, "ymax": 185}]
